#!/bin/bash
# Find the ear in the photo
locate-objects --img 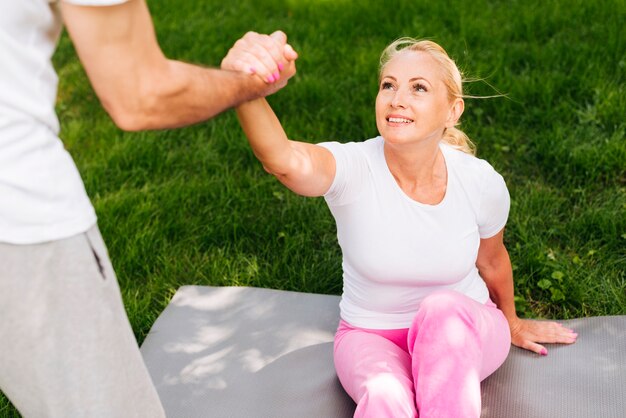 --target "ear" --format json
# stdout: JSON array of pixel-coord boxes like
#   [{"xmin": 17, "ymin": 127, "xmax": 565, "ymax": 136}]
[{"xmin": 446, "ymin": 98, "xmax": 464, "ymax": 128}]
